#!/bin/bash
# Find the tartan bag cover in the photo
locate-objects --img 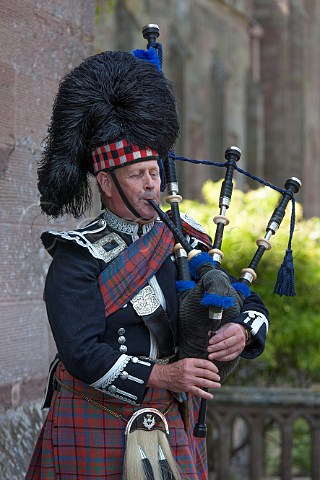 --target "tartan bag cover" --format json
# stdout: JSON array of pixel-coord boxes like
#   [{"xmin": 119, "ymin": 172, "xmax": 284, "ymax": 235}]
[{"xmin": 25, "ymin": 363, "xmax": 208, "ymax": 479}]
